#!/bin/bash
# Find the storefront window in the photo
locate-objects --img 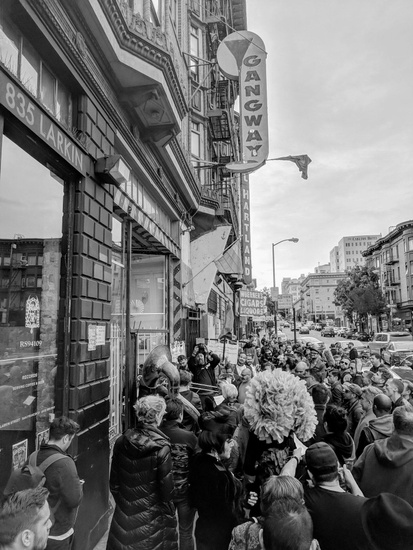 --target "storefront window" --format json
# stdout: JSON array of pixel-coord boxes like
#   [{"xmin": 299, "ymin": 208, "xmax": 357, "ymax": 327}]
[
  {"xmin": 0, "ymin": 15, "xmax": 72, "ymax": 130},
  {"xmin": 0, "ymin": 19, "xmax": 19, "ymax": 76},
  {"xmin": 0, "ymin": 136, "xmax": 64, "ymax": 489},
  {"xmin": 130, "ymin": 254, "xmax": 166, "ymax": 331},
  {"xmin": 21, "ymin": 38, "xmax": 40, "ymax": 97}
]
